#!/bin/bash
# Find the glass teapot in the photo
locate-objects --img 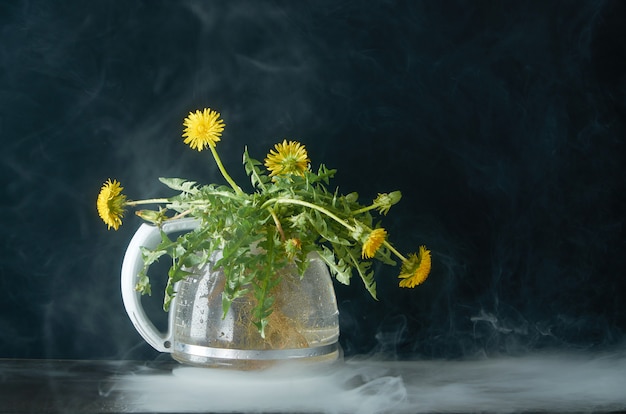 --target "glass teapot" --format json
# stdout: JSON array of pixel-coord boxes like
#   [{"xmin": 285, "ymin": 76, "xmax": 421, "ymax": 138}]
[{"xmin": 120, "ymin": 217, "xmax": 340, "ymax": 369}]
